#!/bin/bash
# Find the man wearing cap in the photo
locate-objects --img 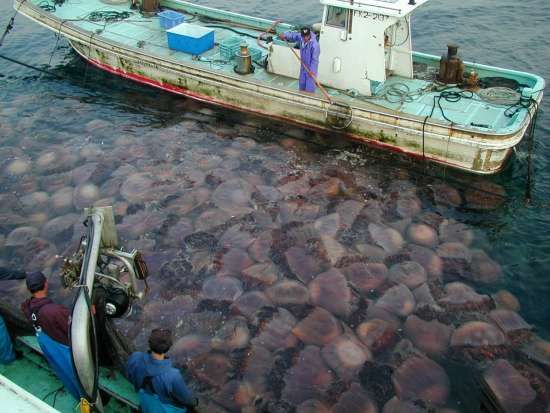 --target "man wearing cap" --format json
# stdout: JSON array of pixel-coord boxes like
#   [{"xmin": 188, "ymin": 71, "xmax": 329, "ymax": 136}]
[
  {"xmin": 127, "ymin": 328, "xmax": 197, "ymax": 413},
  {"xmin": 0, "ymin": 266, "xmax": 26, "ymax": 364},
  {"xmin": 21, "ymin": 271, "xmax": 83, "ymax": 400},
  {"xmin": 279, "ymin": 27, "xmax": 321, "ymax": 93}
]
